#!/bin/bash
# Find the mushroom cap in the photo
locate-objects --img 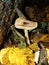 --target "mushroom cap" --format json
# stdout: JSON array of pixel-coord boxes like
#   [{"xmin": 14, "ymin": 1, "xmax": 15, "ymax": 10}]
[{"xmin": 15, "ymin": 17, "xmax": 38, "ymax": 30}]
